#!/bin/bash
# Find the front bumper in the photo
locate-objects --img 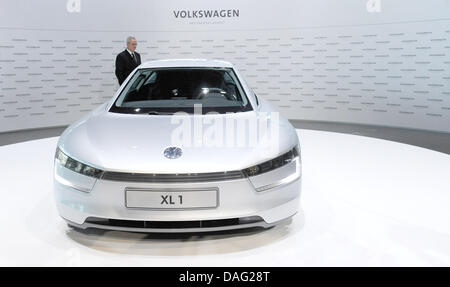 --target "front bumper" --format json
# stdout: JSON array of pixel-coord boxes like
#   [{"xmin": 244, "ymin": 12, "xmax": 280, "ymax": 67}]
[{"xmin": 54, "ymin": 160, "xmax": 301, "ymax": 233}]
